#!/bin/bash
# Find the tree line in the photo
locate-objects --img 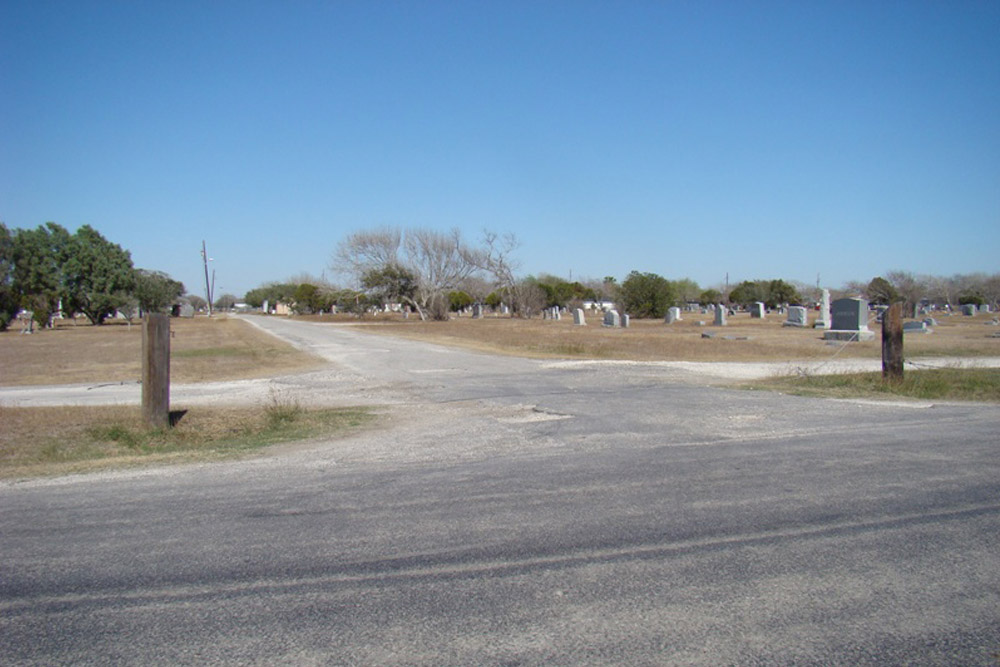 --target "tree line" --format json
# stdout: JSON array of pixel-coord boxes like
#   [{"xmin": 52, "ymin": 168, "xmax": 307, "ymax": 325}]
[
  {"xmin": 0, "ymin": 222, "xmax": 189, "ymax": 330},
  {"xmin": 239, "ymin": 226, "xmax": 999, "ymax": 321}
]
